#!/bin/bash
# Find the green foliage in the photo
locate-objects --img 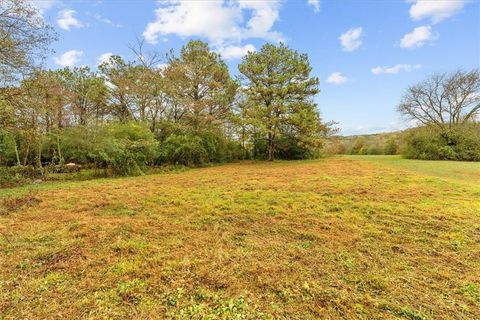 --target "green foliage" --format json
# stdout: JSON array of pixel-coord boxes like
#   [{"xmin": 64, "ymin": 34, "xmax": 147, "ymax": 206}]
[
  {"xmin": 0, "ymin": 0, "xmax": 56, "ymax": 86},
  {"xmin": 367, "ymin": 145, "xmax": 383, "ymax": 155},
  {"xmin": 0, "ymin": 165, "xmax": 43, "ymax": 188},
  {"xmin": 334, "ymin": 134, "xmax": 401, "ymax": 156},
  {"xmin": 358, "ymin": 146, "xmax": 369, "ymax": 155},
  {"xmin": 158, "ymin": 129, "xmax": 242, "ymax": 166},
  {"xmin": 238, "ymin": 42, "xmax": 325, "ymax": 160},
  {"xmin": 383, "ymin": 138, "xmax": 398, "ymax": 155},
  {"xmin": 275, "ymin": 135, "xmax": 322, "ymax": 159},
  {"xmin": 0, "ymin": 129, "xmax": 16, "ymax": 166},
  {"xmin": 404, "ymin": 124, "xmax": 480, "ymax": 161},
  {"xmin": 2, "ymin": 37, "xmax": 333, "ymax": 173},
  {"xmin": 159, "ymin": 134, "xmax": 208, "ymax": 166},
  {"xmin": 42, "ymin": 122, "xmax": 158, "ymax": 175},
  {"xmin": 93, "ymin": 122, "xmax": 158, "ymax": 175},
  {"xmin": 351, "ymin": 137, "xmax": 366, "ymax": 154},
  {"xmin": 164, "ymin": 40, "xmax": 238, "ymax": 132}
]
